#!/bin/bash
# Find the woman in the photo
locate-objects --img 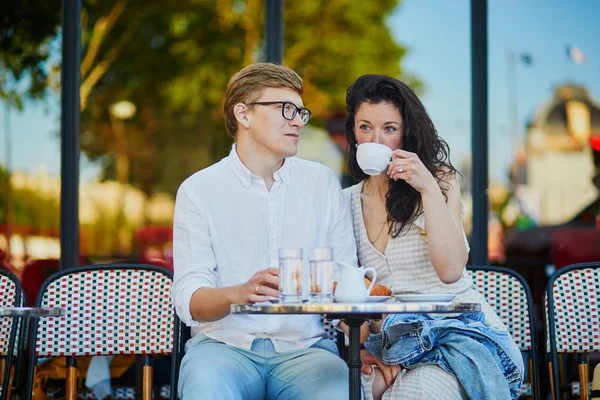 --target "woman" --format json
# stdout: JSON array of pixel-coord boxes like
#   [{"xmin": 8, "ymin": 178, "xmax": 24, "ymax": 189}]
[{"xmin": 342, "ymin": 74, "xmax": 523, "ymax": 399}]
